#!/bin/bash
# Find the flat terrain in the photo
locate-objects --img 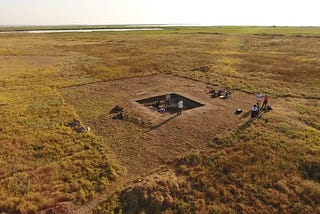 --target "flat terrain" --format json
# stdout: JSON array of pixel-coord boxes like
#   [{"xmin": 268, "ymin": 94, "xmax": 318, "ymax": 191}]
[
  {"xmin": 61, "ymin": 74, "xmax": 255, "ymax": 176},
  {"xmin": 0, "ymin": 26, "xmax": 319, "ymax": 213}
]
